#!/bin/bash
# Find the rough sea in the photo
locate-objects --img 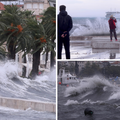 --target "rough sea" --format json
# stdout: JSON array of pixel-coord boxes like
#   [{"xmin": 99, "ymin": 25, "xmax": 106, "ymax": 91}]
[
  {"xmin": 0, "ymin": 61, "xmax": 56, "ymax": 120},
  {"xmin": 71, "ymin": 17, "xmax": 120, "ymax": 36},
  {"xmin": 58, "ymin": 75, "xmax": 120, "ymax": 120}
]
